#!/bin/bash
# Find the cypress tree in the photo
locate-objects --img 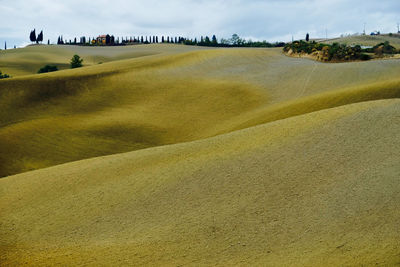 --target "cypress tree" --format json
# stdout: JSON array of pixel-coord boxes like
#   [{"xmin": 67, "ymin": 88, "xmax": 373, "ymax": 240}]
[
  {"xmin": 4, "ymin": 41, "xmax": 6, "ymax": 50},
  {"xmin": 30, "ymin": 29, "xmax": 37, "ymax": 43},
  {"xmin": 212, "ymin": 35, "xmax": 218, "ymax": 45},
  {"xmin": 37, "ymin": 30, "xmax": 43, "ymax": 43},
  {"xmin": 306, "ymin": 33, "xmax": 309, "ymax": 42}
]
